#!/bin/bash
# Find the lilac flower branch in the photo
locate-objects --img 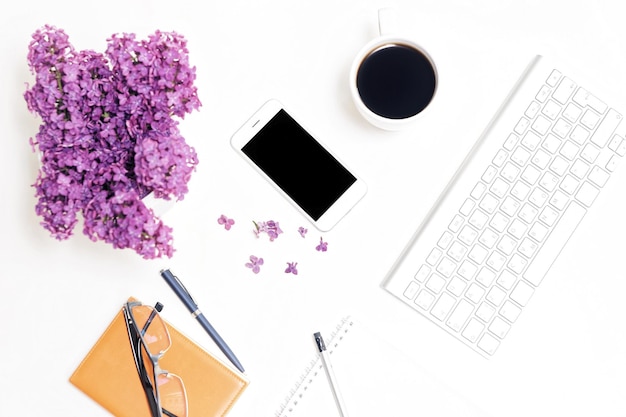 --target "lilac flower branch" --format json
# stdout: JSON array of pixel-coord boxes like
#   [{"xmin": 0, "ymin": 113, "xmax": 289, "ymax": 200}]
[{"xmin": 24, "ymin": 25, "xmax": 201, "ymax": 259}]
